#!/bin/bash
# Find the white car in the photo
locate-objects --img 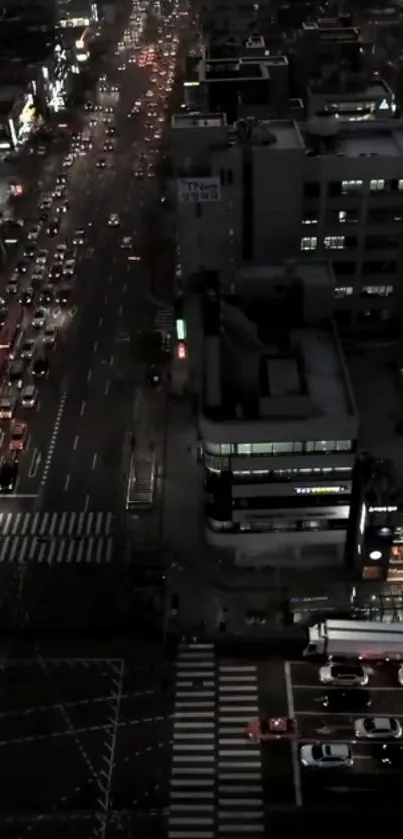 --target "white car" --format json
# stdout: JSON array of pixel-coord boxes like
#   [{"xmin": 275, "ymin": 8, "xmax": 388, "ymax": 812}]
[
  {"xmin": 319, "ymin": 662, "xmax": 368, "ymax": 687},
  {"xmin": 108, "ymin": 213, "xmax": 120, "ymax": 227},
  {"xmin": 300, "ymin": 743, "xmax": 353, "ymax": 769},
  {"xmin": 63, "ymin": 259, "xmax": 76, "ymax": 277},
  {"xmin": 43, "ymin": 326, "xmax": 56, "ymax": 346},
  {"xmin": 121, "ymin": 236, "xmax": 132, "ymax": 248},
  {"xmin": 21, "ymin": 384, "xmax": 37, "ymax": 408},
  {"xmin": 354, "ymin": 717, "xmax": 402, "ymax": 740},
  {"xmin": 31, "ymin": 269, "xmax": 45, "ymax": 286},
  {"xmin": 32, "ymin": 309, "xmax": 46, "ymax": 330}
]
